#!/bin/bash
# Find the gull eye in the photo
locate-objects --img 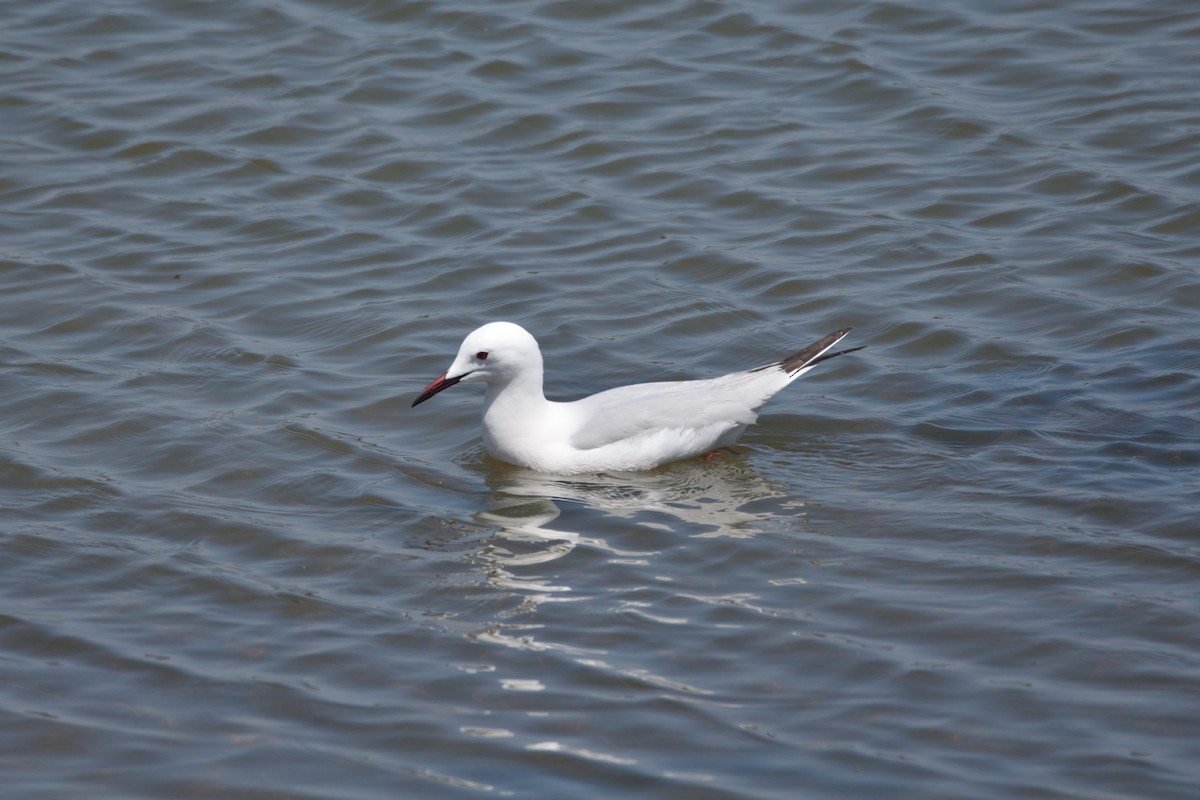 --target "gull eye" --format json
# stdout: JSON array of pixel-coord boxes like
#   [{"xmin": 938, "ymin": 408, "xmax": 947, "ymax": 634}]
[{"xmin": 476, "ymin": 351, "xmax": 489, "ymax": 360}]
